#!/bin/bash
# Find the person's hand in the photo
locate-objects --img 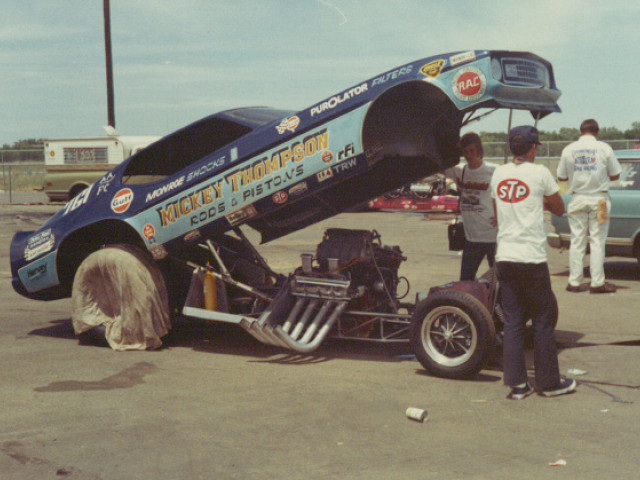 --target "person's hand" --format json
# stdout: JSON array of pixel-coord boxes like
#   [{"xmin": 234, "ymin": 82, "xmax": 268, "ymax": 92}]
[{"xmin": 489, "ymin": 216, "xmax": 497, "ymax": 227}]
